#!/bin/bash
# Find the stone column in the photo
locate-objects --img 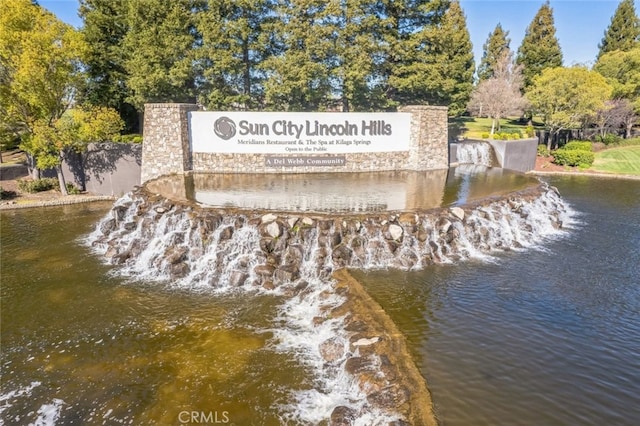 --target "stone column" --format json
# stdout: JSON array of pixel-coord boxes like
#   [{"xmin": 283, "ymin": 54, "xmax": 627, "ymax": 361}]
[
  {"xmin": 141, "ymin": 103, "xmax": 199, "ymax": 183},
  {"xmin": 399, "ymin": 105, "xmax": 449, "ymax": 171}
]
